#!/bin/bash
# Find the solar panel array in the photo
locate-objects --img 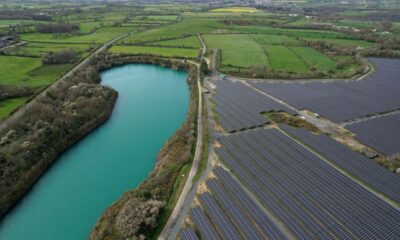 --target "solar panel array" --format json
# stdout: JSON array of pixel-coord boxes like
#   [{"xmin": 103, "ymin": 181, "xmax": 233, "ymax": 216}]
[
  {"xmin": 187, "ymin": 172, "xmax": 287, "ymax": 240},
  {"xmin": 199, "ymin": 192, "xmax": 242, "ymax": 240},
  {"xmin": 211, "ymin": 79, "xmax": 295, "ymax": 132},
  {"xmin": 179, "ymin": 227, "xmax": 199, "ymax": 240},
  {"xmin": 280, "ymin": 124, "xmax": 400, "ymax": 203},
  {"xmin": 251, "ymin": 58, "xmax": 400, "ymax": 123},
  {"xmin": 212, "ymin": 168, "xmax": 288, "ymax": 240},
  {"xmin": 189, "ymin": 206, "xmax": 220, "ymax": 240},
  {"xmin": 216, "ymin": 128, "xmax": 400, "ymax": 239},
  {"xmin": 345, "ymin": 113, "xmax": 400, "ymax": 155}
]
